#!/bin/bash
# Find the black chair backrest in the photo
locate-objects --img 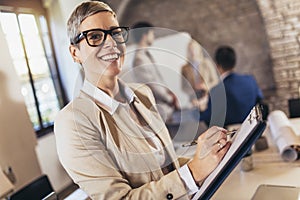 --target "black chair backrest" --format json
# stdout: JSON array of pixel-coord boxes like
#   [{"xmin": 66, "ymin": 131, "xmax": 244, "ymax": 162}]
[
  {"xmin": 288, "ymin": 98, "xmax": 300, "ymax": 118},
  {"xmin": 9, "ymin": 175, "xmax": 56, "ymax": 200}
]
